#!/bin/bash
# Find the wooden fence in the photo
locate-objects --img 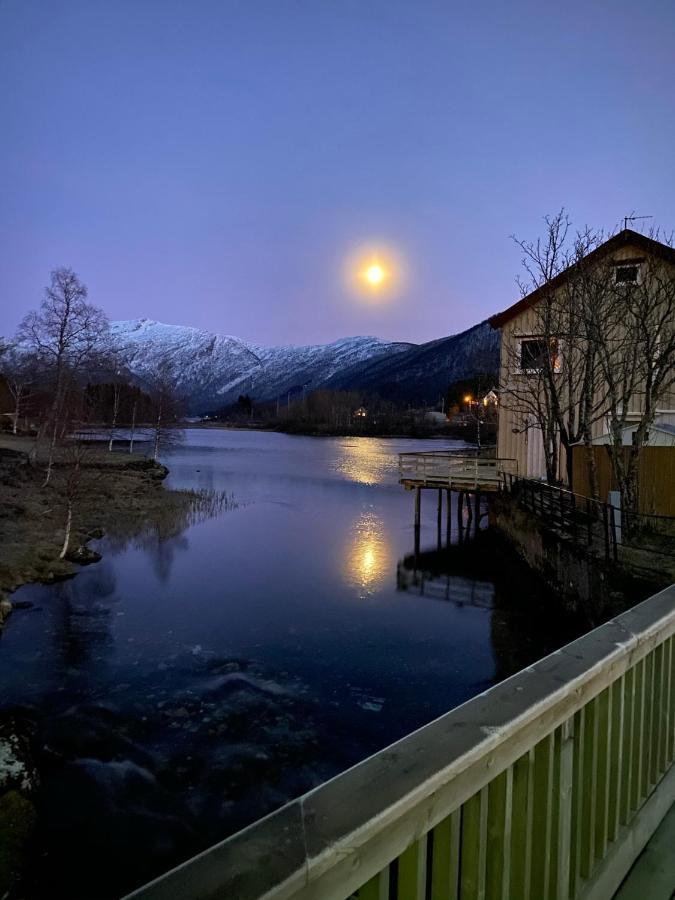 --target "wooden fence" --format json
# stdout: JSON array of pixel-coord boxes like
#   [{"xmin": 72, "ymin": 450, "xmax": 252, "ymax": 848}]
[
  {"xmin": 124, "ymin": 584, "xmax": 675, "ymax": 900},
  {"xmin": 572, "ymin": 446, "xmax": 675, "ymax": 516}
]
